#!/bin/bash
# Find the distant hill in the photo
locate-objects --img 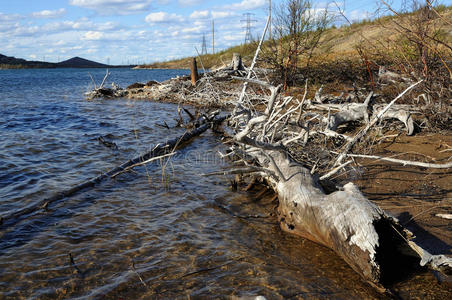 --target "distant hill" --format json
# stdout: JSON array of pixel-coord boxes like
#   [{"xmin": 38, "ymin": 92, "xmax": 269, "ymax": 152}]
[
  {"xmin": 0, "ymin": 53, "xmax": 54, "ymax": 68},
  {"xmin": 0, "ymin": 54, "xmax": 111, "ymax": 69},
  {"xmin": 56, "ymin": 56, "xmax": 108, "ymax": 68}
]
